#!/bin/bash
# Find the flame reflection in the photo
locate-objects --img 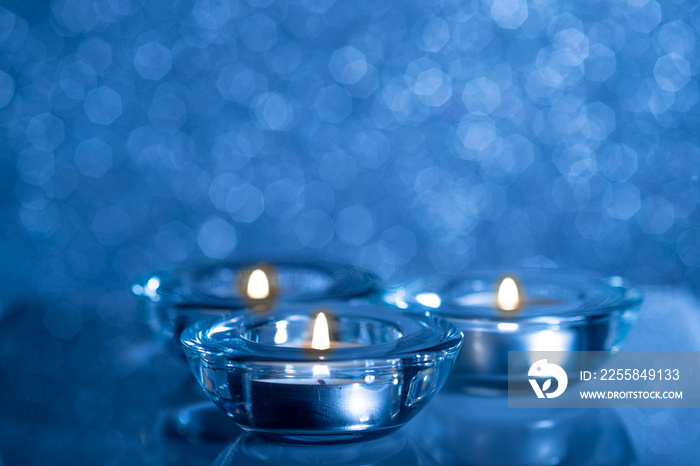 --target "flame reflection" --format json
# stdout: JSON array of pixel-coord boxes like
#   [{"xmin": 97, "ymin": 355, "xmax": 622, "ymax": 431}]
[{"xmin": 274, "ymin": 320, "xmax": 288, "ymax": 345}]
